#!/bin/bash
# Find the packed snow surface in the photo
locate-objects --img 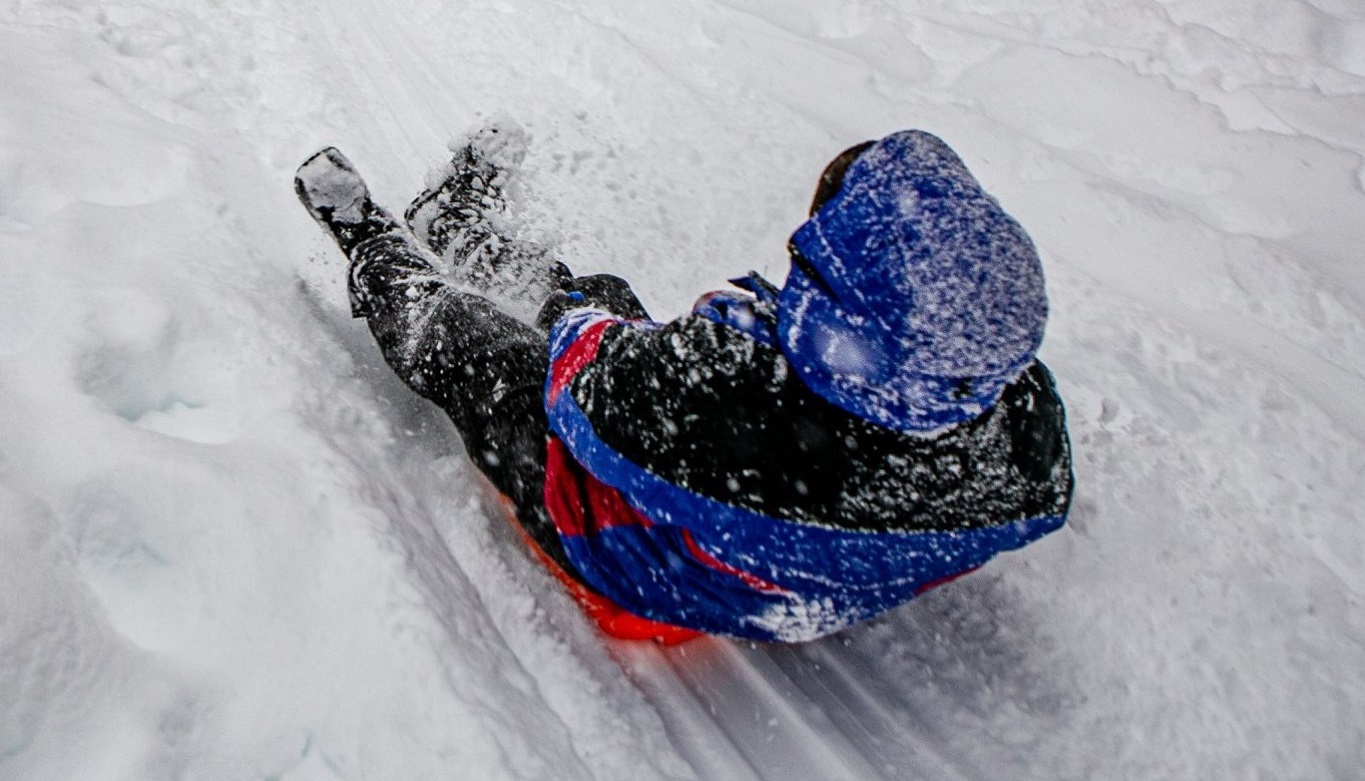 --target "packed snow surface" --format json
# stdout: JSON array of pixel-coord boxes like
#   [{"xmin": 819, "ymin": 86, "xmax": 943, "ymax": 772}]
[{"xmin": 2, "ymin": 0, "xmax": 1363, "ymax": 779}]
